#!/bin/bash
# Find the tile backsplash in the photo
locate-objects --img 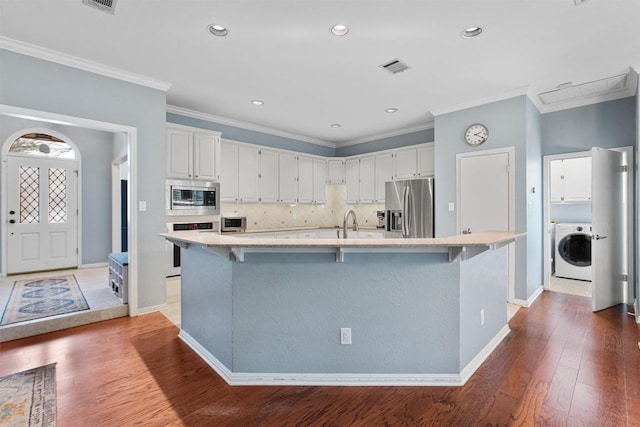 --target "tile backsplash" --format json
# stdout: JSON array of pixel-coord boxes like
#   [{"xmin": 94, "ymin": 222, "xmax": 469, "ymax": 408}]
[{"xmin": 221, "ymin": 185, "xmax": 384, "ymax": 230}]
